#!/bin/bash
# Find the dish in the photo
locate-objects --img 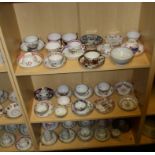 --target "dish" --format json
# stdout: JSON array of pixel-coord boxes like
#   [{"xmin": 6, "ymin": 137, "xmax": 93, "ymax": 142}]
[
  {"xmin": 42, "ymin": 122, "xmax": 59, "ymax": 131},
  {"xmin": 72, "ymin": 99, "xmax": 94, "ymax": 116},
  {"xmin": 18, "ymin": 52, "xmax": 42, "ymax": 68},
  {"xmin": 16, "ymin": 137, "xmax": 32, "ymax": 151},
  {"xmin": 118, "ymin": 95, "xmax": 138, "ymax": 111},
  {"xmin": 20, "ymin": 39, "xmax": 45, "ymax": 52},
  {"xmin": 95, "ymin": 98, "xmax": 115, "ymax": 114},
  {"xmin": 62, "ymin": 46, "xmax": 85, "ymax": 59},
  {"xmin": 62, "ymin": 121, "xmax": 77, "ymax": 129},
  {"xmin": 41, "ymin": 130, "xmax": 57, "ymax": 145},
  {"xmin": 0, "ymin": 132, "xmax": 15, "ymax": 147},
  {"xmin": 95, "ymin": 128, "xmax": 110, "ymax": 142},
  {"xmin": 115, "ymin": 81, "xmax": 134, "ymax": 96},
  {"xmin": 59, "ymin": 129, "xmax": 76, "ymax": 143},
  {"xmin": 34, "ymin": 87, "xmax": 54, "ymax": 101}
]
